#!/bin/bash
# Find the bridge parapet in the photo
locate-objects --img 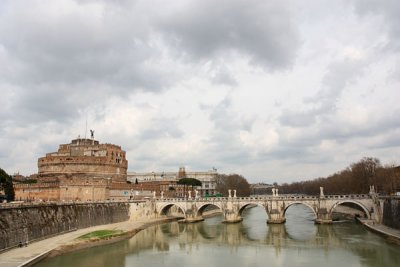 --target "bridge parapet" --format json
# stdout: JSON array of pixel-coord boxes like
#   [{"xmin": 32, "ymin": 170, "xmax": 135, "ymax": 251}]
[
  {"xmin": 155, "ymin": 194, "xmax": 372, "ymax": 203},
  {"xmin": 325, "ymin": 194, "xmax": 370, "ymax": 199}
]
